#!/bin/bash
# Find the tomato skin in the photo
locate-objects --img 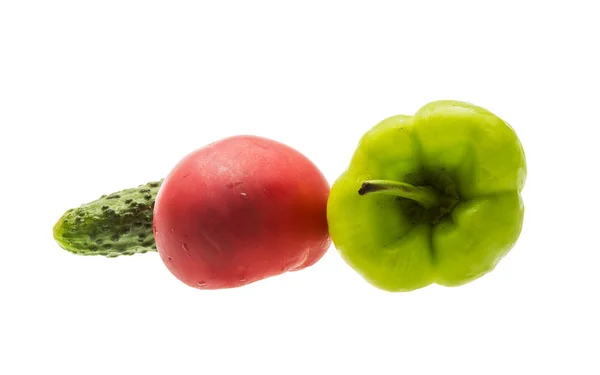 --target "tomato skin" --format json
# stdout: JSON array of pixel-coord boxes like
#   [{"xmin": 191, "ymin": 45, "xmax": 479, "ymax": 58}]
[{"xmin": 153, "ymin": 135, "xmax": 331, "ymax": 289}]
